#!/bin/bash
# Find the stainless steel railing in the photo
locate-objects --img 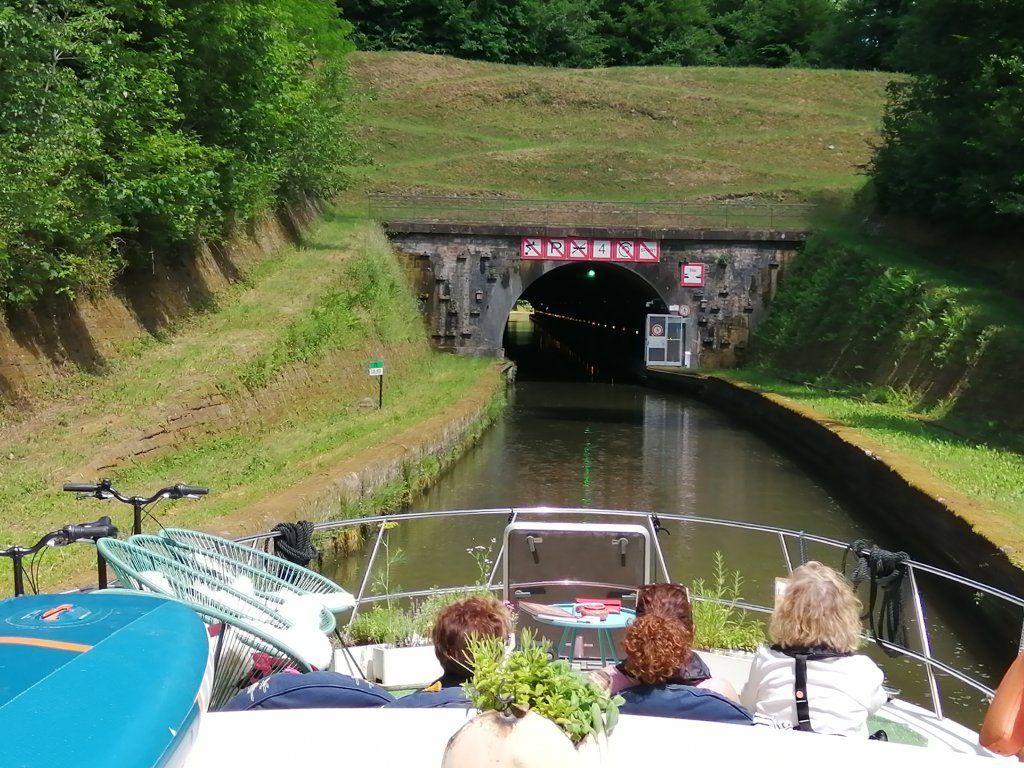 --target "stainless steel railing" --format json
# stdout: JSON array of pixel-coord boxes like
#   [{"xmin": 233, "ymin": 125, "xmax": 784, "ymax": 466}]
[{"xmin": 236, "ymin": 506, "xmax": 1023, "ymax": 718}]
